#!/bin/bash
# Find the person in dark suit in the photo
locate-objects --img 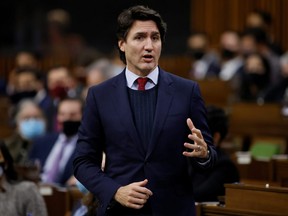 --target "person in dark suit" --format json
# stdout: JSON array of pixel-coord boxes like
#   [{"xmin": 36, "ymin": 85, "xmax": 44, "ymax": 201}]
[
  {"xmin": 73, "ymin": 5, "xmax": 217, "ymax": 216},
  {"xmin": 191, "ymin": 106, "xmax": 240, "ymax": 202},
  {"xmin": 29, "ymin": 97, "xmax": 83, "ymax": 186}
]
